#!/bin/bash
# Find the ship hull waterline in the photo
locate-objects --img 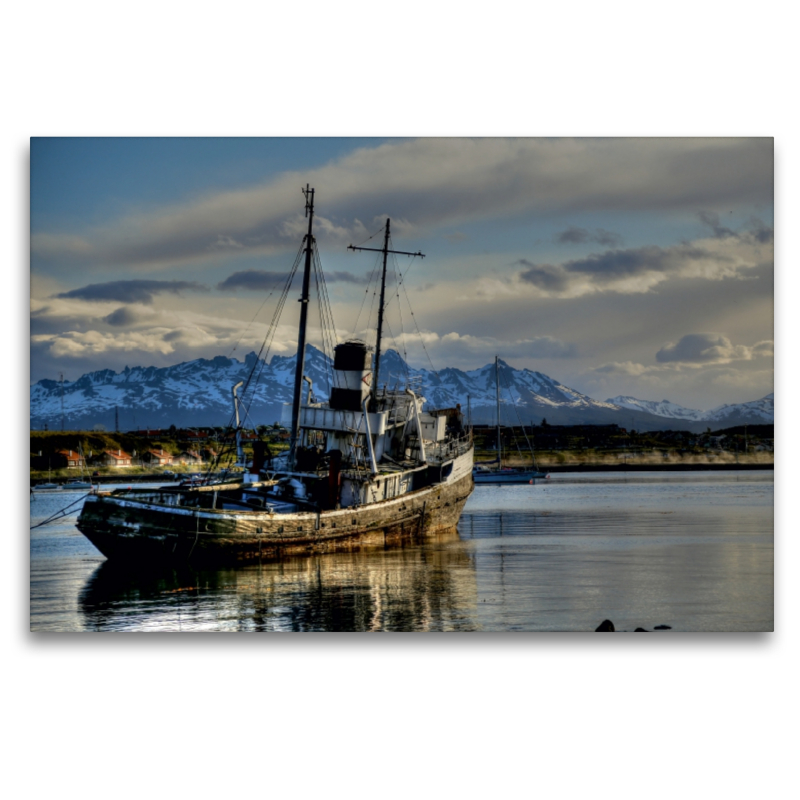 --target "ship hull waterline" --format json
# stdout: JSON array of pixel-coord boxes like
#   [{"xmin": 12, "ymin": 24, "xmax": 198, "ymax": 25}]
[{"xmin": 78, "ymin": 471, "xmax": 474, "ymax": 566}]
